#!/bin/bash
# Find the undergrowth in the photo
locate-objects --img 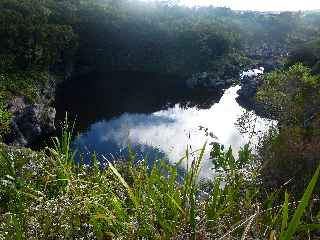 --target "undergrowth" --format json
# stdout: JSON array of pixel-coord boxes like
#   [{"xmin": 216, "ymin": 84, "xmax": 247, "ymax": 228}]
[
  {"xmin": 0, "ymin": 119, "xmax": 319, "ymax": 239},
  {"xmin": 0, "ymin": 102, "xmax": 11, "ymax": 139}
]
